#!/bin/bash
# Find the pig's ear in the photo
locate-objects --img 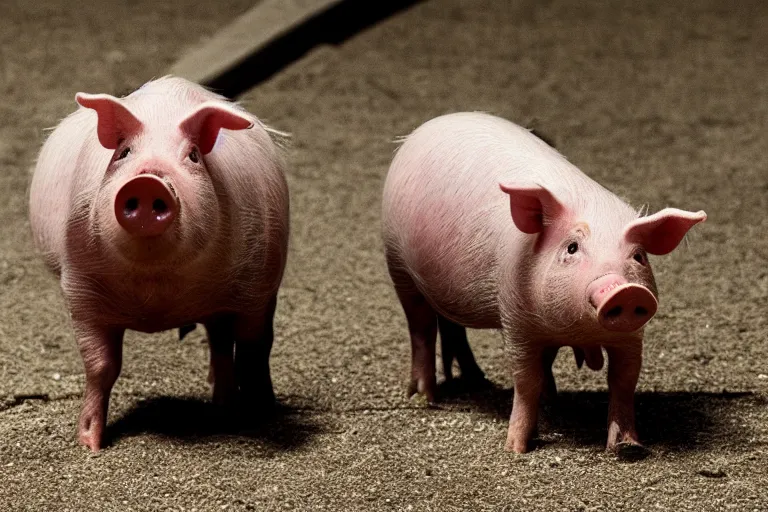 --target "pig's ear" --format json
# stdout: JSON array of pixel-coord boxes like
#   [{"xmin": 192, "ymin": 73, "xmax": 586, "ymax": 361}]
[
  {"xmin": 178, "ymin": 101, "xmax": 254, "ymax": 155},
  {"xmin": 75, "ymin": 93, "xmax": 143, "ymax": 150},
  {"xmin": 623, "ymin": 208, "xmax": 707, "ymax": 255},
  {"xmin": 498, "ymin": 184, "xmax": 567, "ymax": 234}
]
